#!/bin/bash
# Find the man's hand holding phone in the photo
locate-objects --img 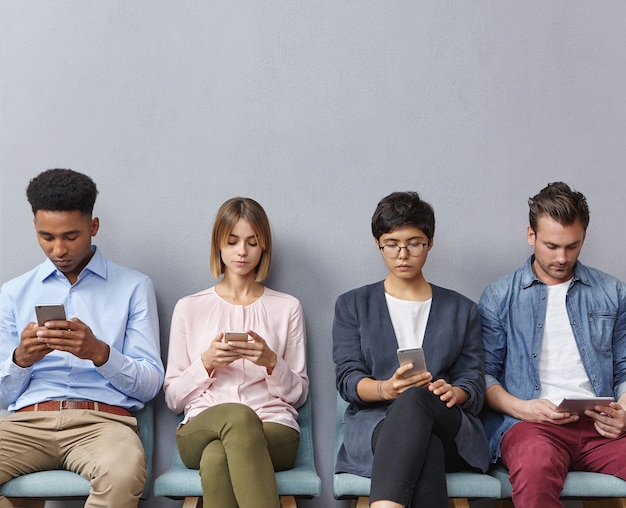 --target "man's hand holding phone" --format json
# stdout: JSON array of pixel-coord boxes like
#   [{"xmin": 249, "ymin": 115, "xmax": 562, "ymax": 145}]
[
  {"xmin": 25, "ymin": 305, "xmax": 111, "ymax": 366},
  {"xmin": 14, "ymin": 321, "xmax": 55, "ymax": 368},
  {"xmin": 14, "ymin": 304, "xmax": 67, "ymax": 367}
]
